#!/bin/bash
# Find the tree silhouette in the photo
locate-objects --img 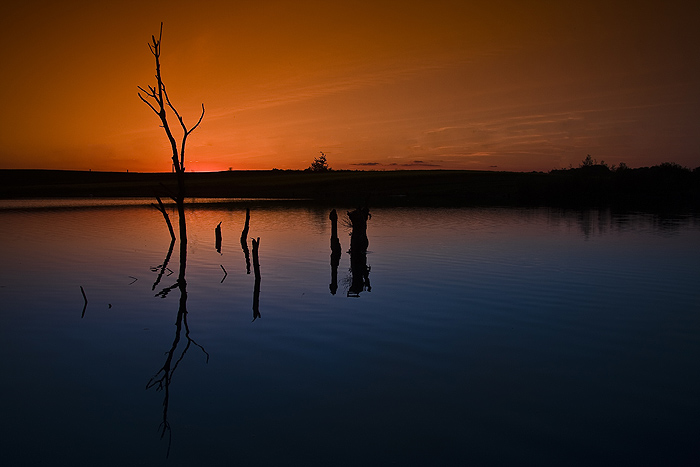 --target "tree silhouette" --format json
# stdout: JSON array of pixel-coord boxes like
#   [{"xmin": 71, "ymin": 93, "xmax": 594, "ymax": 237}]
[
  {"xmin": 307, "ymin": 151, "xmax": 331, "ymax": 172},
  {"xmin": 138, "ymin": 22, "xmax": 205, "ymax": 269},
  {"xmin": 580, "ymin": 154, "xmax": 595, "ymax": 167},
  {"xmin": 139, "ymin": 27, "xmax": 207, "ymax": 455}
]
